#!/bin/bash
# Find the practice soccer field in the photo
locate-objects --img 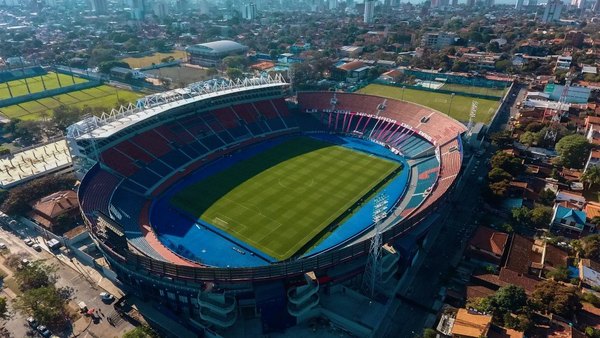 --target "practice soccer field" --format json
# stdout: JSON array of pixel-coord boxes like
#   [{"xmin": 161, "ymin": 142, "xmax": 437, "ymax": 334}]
[
  {"xmin": 0, "ymin": 85, "xmax": 143, "ymax": 120},
  {"xmin": 123, "ymin": 51, "xmax": 188, "ymax": 68},
  {"xmin": 171, "ymin": 137, "xmax": 401, "ymax": 260},
  {"xmin": 358, "ymin": 84, "xmax": 500, "ymax": 124},
  {"xmin": 0, "ymin": 72, "xmax": 87, "ymax": 99}
]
